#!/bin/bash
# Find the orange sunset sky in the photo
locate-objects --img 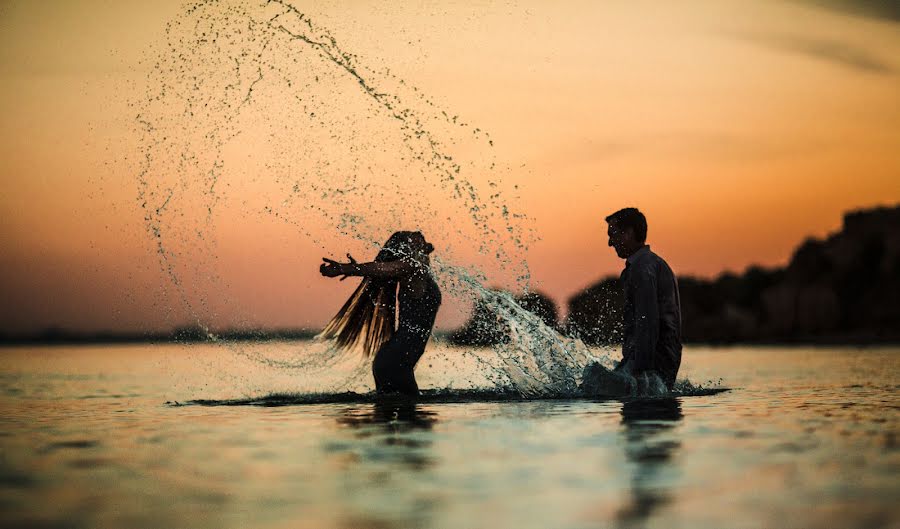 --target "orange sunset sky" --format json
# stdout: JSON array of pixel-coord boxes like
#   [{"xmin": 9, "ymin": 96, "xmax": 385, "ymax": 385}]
[{"xmin": 1, "ymin": 0, "xmax": 898, "ymax": 334}]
